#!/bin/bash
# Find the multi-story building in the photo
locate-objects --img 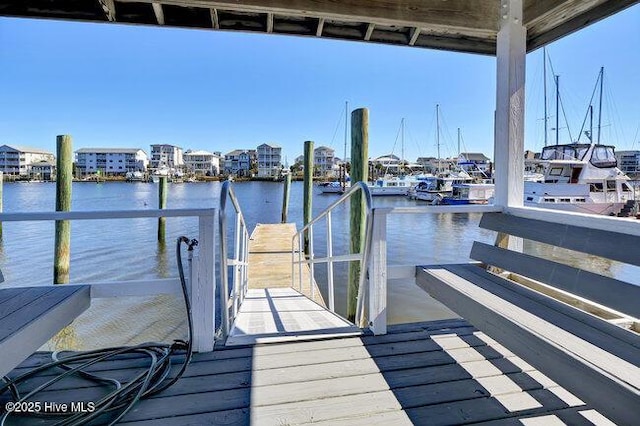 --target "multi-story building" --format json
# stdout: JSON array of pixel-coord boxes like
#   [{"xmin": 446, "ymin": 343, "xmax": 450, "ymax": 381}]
[
  {"xmin": 257, "ymin": 143, "xmax": 282, "ymax": 178},
  {"xmin": 0, "ymin": 145, "xmax": 55, "ymax": 176},
  {"xmin": 223, "ymin": 149, "xmax": 253, "ymax": 176},
  {"xmin": 416, "ymin": 156, "xmax": 457, "ymax": 174},
  {"xmin": 150, "ymin": 144, "xmax": 184, "ymax": 170},
  {"xmin": 615, "ymin": 150, "xmax": 640, "ymax": 178},
  {"xmin": 75, "ymin": 148, "xmax": 148, "ymax": 176},
  {"xmin": 28, "ymin": 160, "xmax": 55, "ymax": 180},
  {"xmin": 184, "ymin": 150, "xmax": 221, "ymax": 176},
  {"xmin": 314, "ymin": 146, "xmax": 335, "ymax": 177}
]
